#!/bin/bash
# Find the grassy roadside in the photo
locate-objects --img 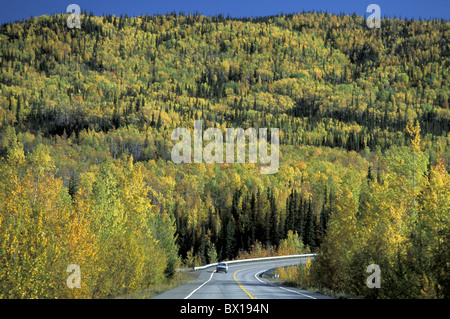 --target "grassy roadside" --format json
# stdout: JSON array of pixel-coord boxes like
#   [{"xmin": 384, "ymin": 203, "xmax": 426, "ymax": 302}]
[{"xmin": 114, "ymin": 269, "xmax": 199, "ymax": 299}]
